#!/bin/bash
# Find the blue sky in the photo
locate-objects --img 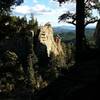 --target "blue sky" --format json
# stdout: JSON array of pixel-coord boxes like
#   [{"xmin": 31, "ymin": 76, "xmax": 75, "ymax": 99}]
[
  {"xmin": 12, "ymin": 0, "xmax": 76, "ymax": 26},
  {"xmin": 12, "ymin": 0, "xmax": 99, "ymax": 27}
]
